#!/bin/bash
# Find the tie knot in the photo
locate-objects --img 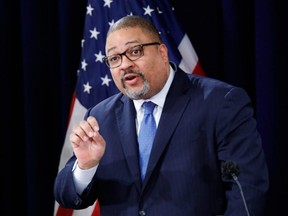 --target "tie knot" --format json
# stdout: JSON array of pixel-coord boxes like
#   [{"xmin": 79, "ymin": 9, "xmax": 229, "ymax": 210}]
[{"xmin": 142, "ymin": 101, "xmax": 156, "ymax": 115}]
